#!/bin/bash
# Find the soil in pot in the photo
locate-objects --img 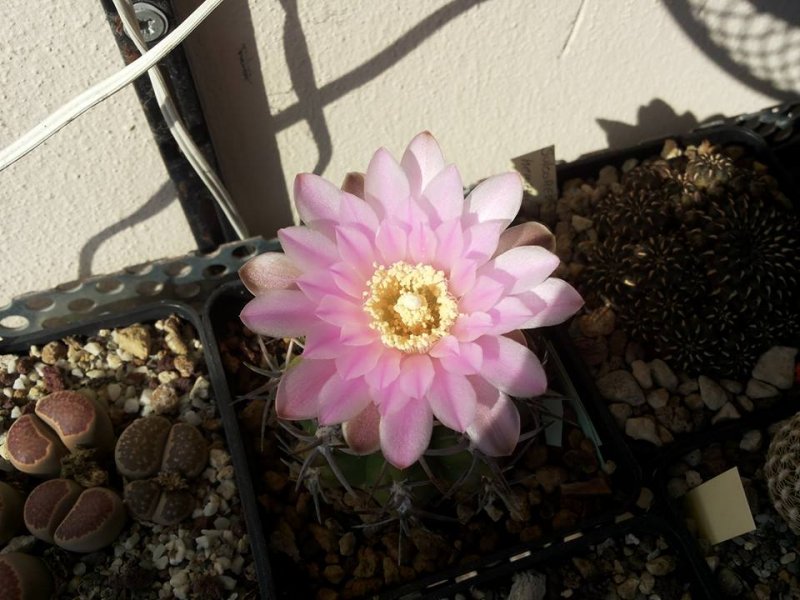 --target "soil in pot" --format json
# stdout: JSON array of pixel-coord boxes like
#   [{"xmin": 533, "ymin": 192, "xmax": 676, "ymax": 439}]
[
  {"xmin": 522, "ymin": 136, "xmax": 800, "ymax": 451},
  {"xmin": 0, "ymin": 315, "xmax": 257, "ymax": 599},
  {"xmin": 214, "ymin": 308, "xmax": 635, "ymax": 600}
]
